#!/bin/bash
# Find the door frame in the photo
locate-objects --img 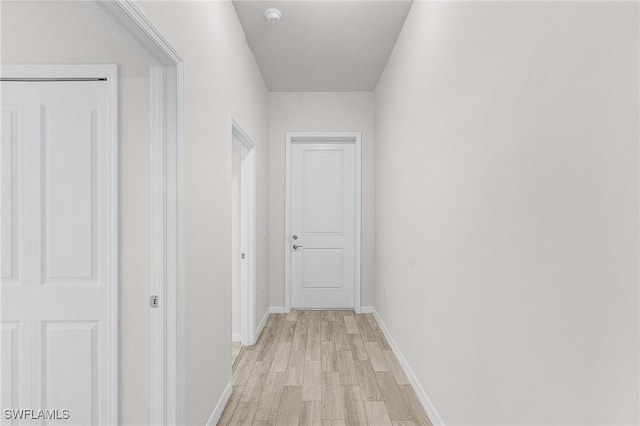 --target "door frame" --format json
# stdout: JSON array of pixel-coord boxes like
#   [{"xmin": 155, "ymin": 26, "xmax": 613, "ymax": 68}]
[
  {"xmin": 84, "ymin": 2, "xmax": 185, "ymax": 425},
  {"xmin": 284, "ymin": 132, "xmax": 362, "ymax": 313},
  {"xmin": 228, "ymin": 118, "xmax": 257, "ymax": 346},
  {"xmin": 0, "ymin": 64, "xmax": 119, "ymax": 424}
]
